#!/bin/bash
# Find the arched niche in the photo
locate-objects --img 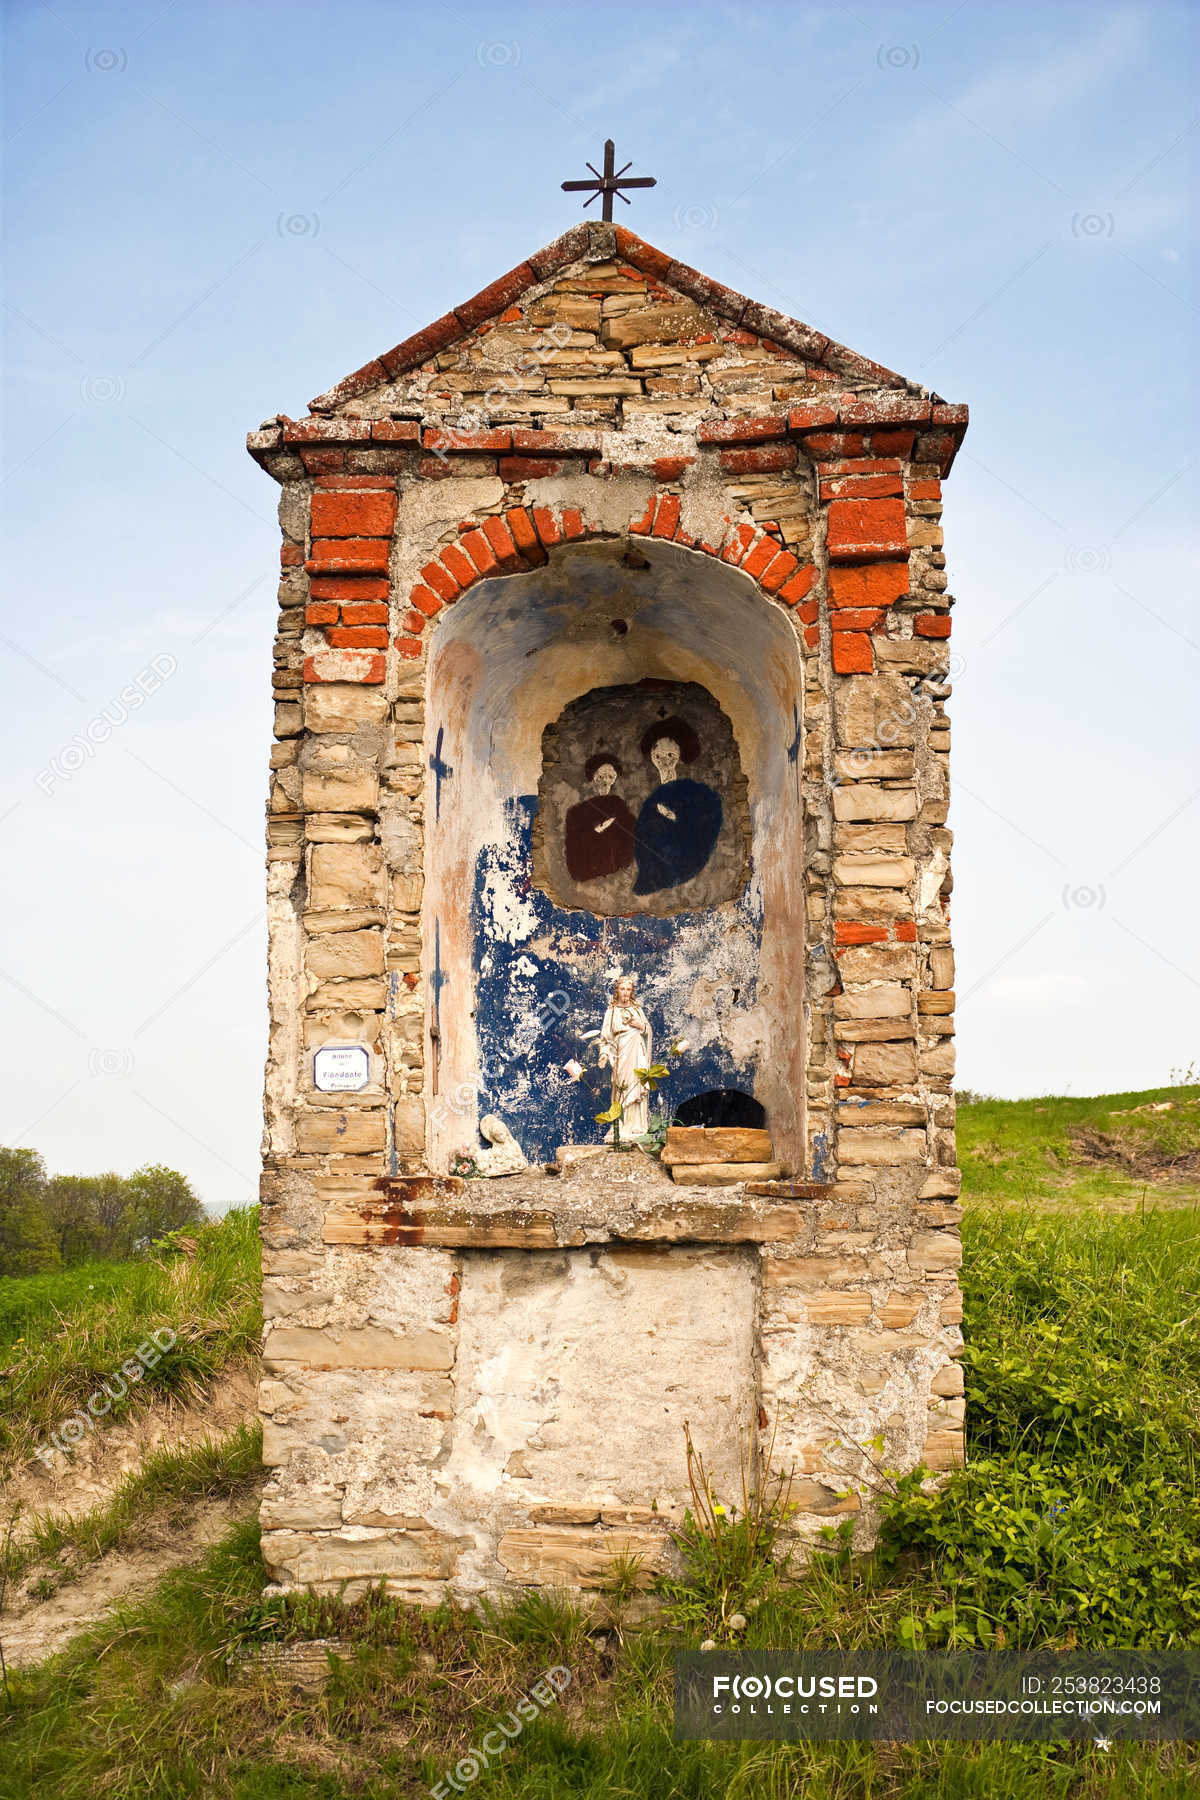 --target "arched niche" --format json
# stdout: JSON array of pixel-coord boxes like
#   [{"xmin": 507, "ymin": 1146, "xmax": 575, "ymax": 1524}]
[{"xmin": 422, "ymin": 537, "xmax": 807, "ymax": 1170}]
